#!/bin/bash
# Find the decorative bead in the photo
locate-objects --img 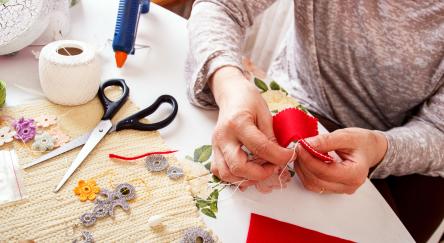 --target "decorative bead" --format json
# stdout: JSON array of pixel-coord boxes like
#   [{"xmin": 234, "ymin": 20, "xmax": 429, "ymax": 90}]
[
  {"xmin": 13, "ymin": 117, "xmax": 36, "ymax": 142},
  {"xmin": 148, "ymin": 214, "xmax": 164, "ymax": 228},
  {"xmin": 115, "ymin": 183, "xmax": 136, "ymax": 201},
  {"xmin": 145, "ymin": 154, "xmax": 169, "ymax": 172},
  {"xmin": 0, "ymin": 126, "xmax": 16, "ymax": 146},
  {"xmin": 167, "ymin": 166, "xmax": 184, "ymax": 180},
  {"xmin": 74, "ymin": 179, "xmax": 100, "ymax": 202},
  {"xmin": 80, "ymin": 212, "xmax": 96, "ymax": 227},
  {"xmin": 31, "ymin": 132, "xmax": 55, "ymax": 152},
  {"xmin": 180, "ymin": 227, "xmax": 214, "ymax": 243},
  {"xmin": 35, "ymin": 114, "xmax": 57, "ymax": 128}
]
